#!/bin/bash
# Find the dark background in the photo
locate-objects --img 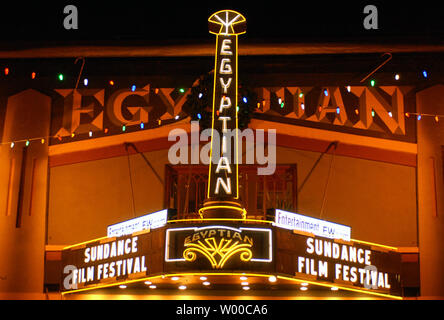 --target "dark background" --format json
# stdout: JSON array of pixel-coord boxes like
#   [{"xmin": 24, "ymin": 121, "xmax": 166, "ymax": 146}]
[{"xmin": 0, "ymin": 0, "xmax": 443, "ymax": 45}]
